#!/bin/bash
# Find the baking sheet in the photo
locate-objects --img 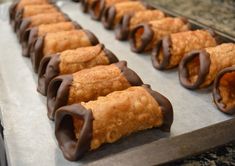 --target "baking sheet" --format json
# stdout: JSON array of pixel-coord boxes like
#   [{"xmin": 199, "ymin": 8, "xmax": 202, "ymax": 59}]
[{"xmin": 0, "ymin": 1, "xmax": 234, "ymax": 165}]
